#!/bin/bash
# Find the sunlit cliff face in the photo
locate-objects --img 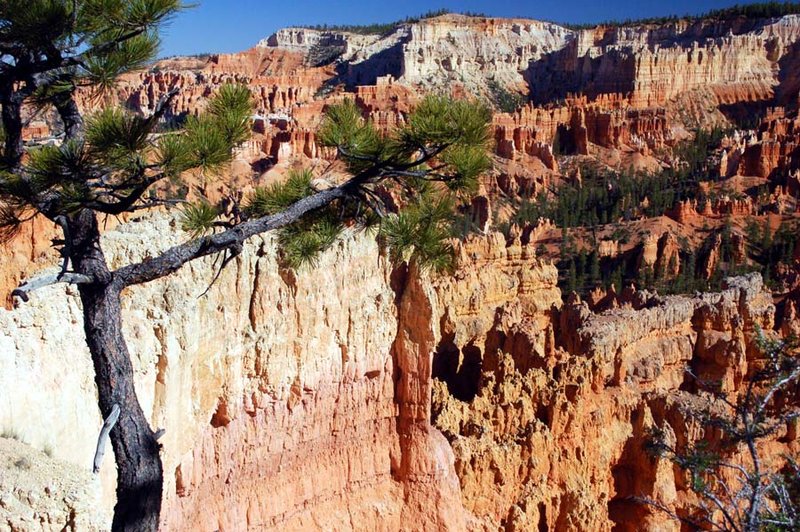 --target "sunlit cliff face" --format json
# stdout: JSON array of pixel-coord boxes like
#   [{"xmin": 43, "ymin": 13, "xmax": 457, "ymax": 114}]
[{"xmin": 3, "ymin": 11, "xmax": 800, "ymax": 532}]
